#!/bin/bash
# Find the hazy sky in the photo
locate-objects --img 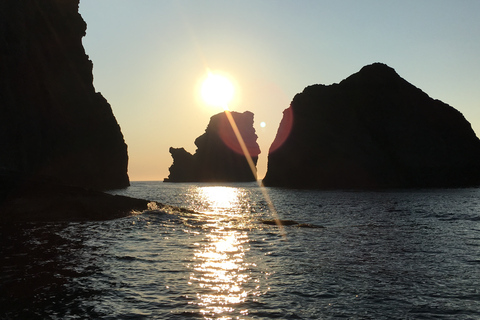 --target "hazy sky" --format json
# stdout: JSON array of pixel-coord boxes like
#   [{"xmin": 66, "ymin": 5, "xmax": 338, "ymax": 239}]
[{"xmin": 79, "ymin": 0, "xmax": 480, "ymax": 181}]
